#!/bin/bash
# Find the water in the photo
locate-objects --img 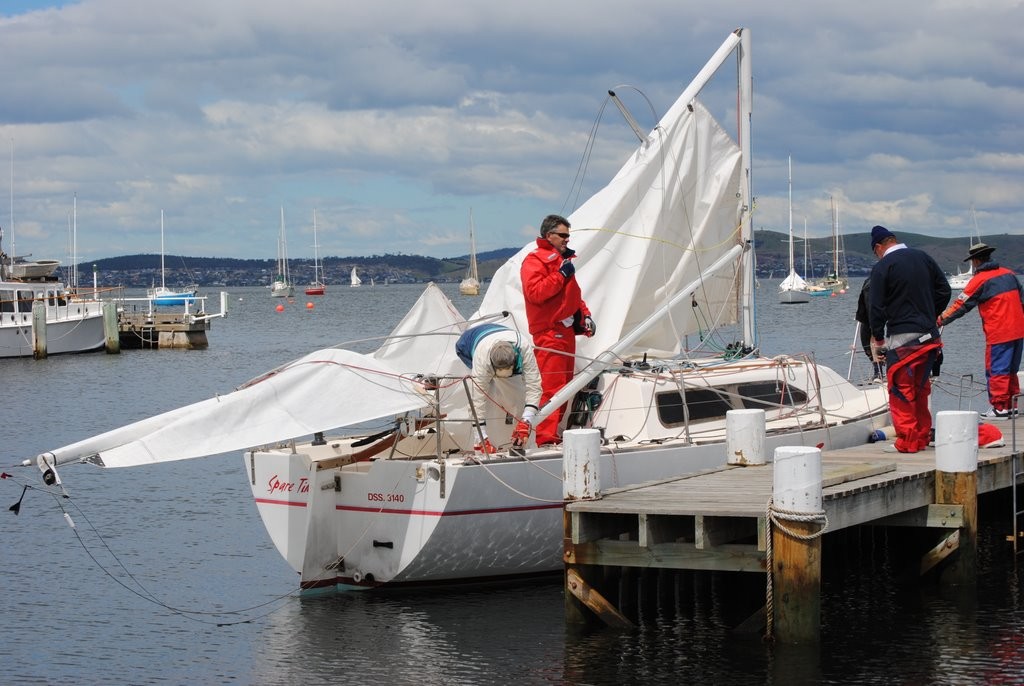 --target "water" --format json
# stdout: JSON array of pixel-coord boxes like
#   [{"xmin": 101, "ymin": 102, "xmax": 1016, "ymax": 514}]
[{"xmin": 2, "ymin": 281, "xmax": 1022, "ymax": 685}]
